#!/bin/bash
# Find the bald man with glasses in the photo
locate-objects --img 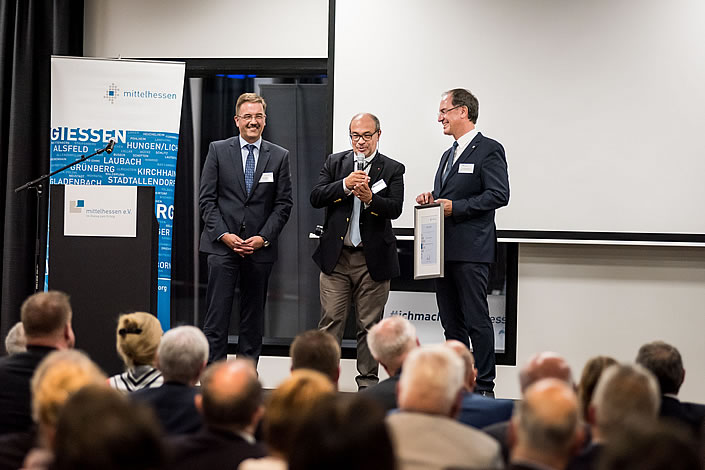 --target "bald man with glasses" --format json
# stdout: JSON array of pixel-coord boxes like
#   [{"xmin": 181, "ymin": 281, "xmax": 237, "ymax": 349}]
[{"xmin": 311, "ymin": 113, "xmax": 405, "ymax": 390}]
